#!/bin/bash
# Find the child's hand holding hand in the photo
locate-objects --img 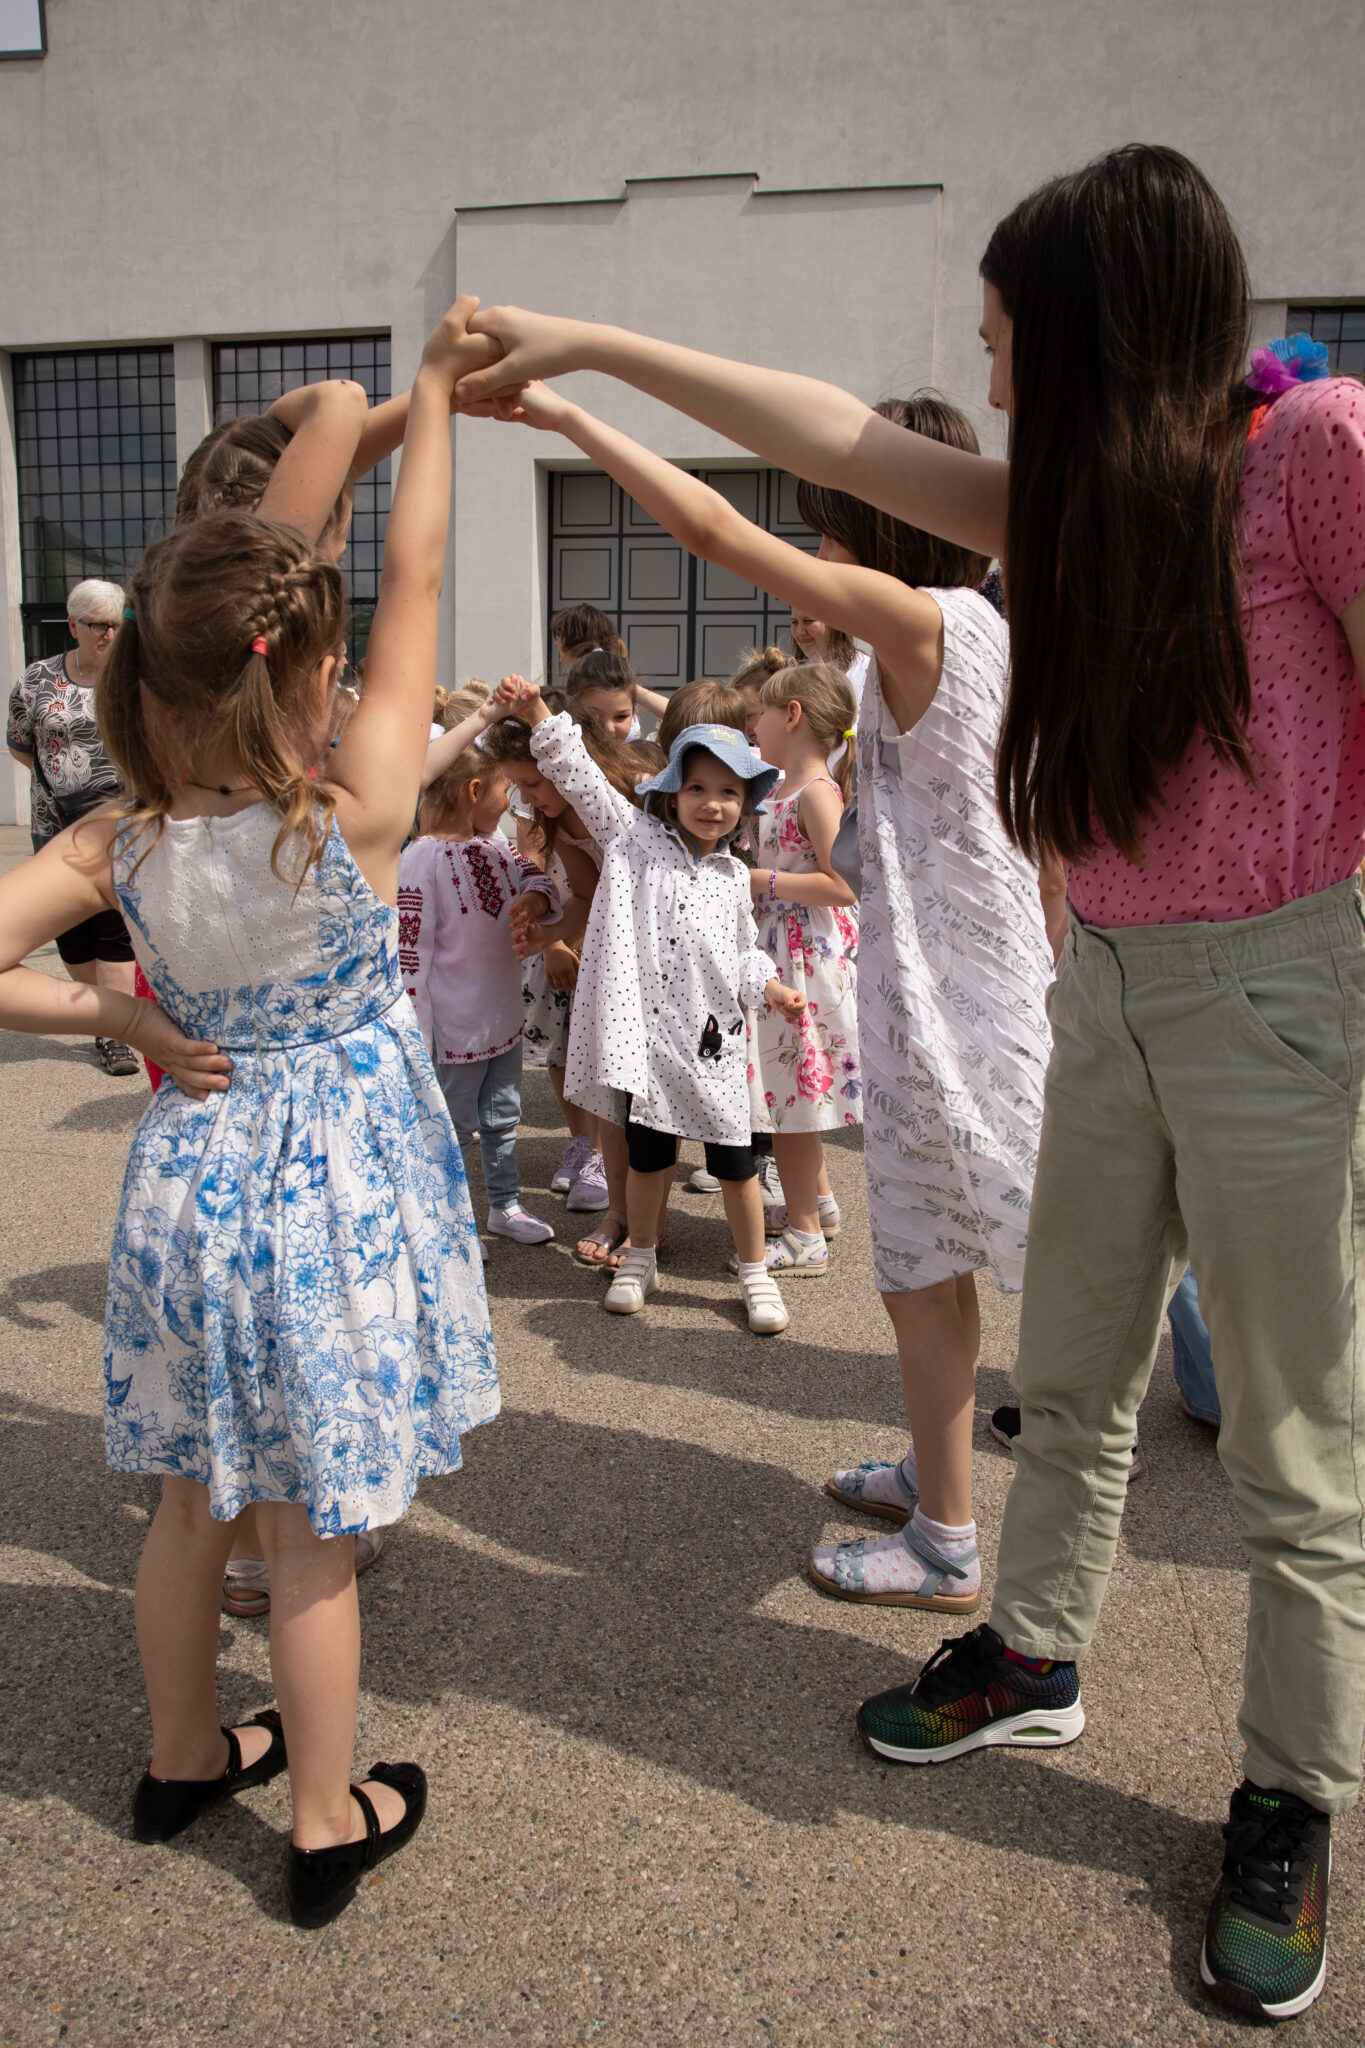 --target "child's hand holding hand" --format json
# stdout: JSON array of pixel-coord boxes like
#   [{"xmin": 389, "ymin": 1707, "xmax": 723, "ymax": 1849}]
[
  {"xmin": 478, "ymin": 675, "xmax": 523, "ymax": 726},
  {"xmin": 124, "ymin": 1000, "xmax": 234, "ymax": 1103},
  {"xmin": 457, "ymin": 308, "xmax": 588, "ymax": 405},
  {"xmin": 543, "ymin": 940, "xmax": 580, "ymax": 992},
  {"xmin": 765, "ymin": 979, "xmax": 806, "ymax": 1022},
  {"xmin": 504, "ymin": 674, "xmax": 551, "ymax": 726},
  {"xmin": 514, "ymin": 891, "xmax": 552, "ymax": 929},
  {"xmin": 460, "ymin": 380, "xmax": 578, "ymax": 436},
  {"xmin": 418, "ymin": 295, "xmax": 503, "ymax": 396}
]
